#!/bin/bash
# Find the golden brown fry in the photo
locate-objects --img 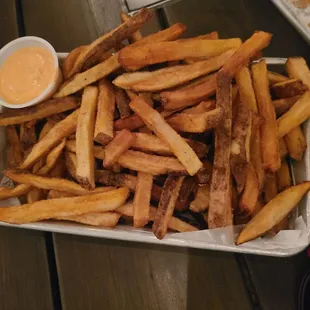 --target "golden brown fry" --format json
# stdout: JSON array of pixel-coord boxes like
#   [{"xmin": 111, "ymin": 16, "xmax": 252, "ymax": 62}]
[
  {"xmin": 285, "ymin": 126, "xmax": 307, "ymax": 161},
  {"xmin": 119, "ymin": 38, "xmax": 241, "ymax": 71},
  {"xmin": 94, "ymin": 79, "xmax": 115, "ymax": 144},
  {"xmin": 152, "ymin": 176, "xmax": 184, "ymax": 239},
  {"xmin": 277, "ymin": 92, "xmax": 310, "ymax": 138},
  {"xmin": 236, "ymin": 182, "xmax": 310, "ymax": 245},
  {"xmin": 279, "ymin": 137, "xmax": 288, "ymax": 159},
  {"xmin": 263, "ymin": 172, "xmax": 278, "ymax": 203},
  {"xmin": 133, "ymin": 172, "xmax": 153, "ymax": 227},
  {"xmin": 0, "ymin": 187, "xmax": 129, "ymax": 224},
  {"xmin": 20, "ymin": 109, "xmax": 80, "ymax": 170},
  {"xmin": 120, "ymin": 11, "xmax": 143, "ymax": 42},
  {"xmin": 276, "ymin": 160, "xmax": 292, "ymax": 192},
  {"xmin": 114, "ymin": 113, "xmax": 145, "ymax": 131},
  {"xmin": 0, "ymin": 97, "xmax": 78, "ymax": 126},
  {"xmin": 166, "ymin": 108, "xmax": 223, "ymax": 133},
  {"xmin": 20, "ymin": 122, "xmax": 37, "ymax": 157},
  {"xmin": 96, "ymin": 170, "xmax": 137, "ymax": 191},
  {"xmin": 273, "ymin": 95, "xmax": 301, "ymax": 116},
  {"xmin": 62, "ymin": 45, "xmax": 87, "ymax": 80},
  {"xmin": 76, "ymin": 86, "xmax": 98, "ymax": 189},
  {"xmin": 6, "ymin": 126, "xmax": 23, "ymax": 169},
  {"xmin": 47, "ymin": 190, "xmax": 75, "ymax": 199},
  {"xmin": 114, "ymin": 49, "xmax": 235, "ymax": 91},
  {"xmin": 104, "ymin": 129, "xmax": 136, "ymax": 168},
  {"xmin": 190, "ymin": 184, "xmax": 210, "ymax": 213},
  {"xmin": 208, "ymin": 72, "xmax": 233, "ymax": 228},
  {"xmin": 65, "ymin": 140, "xmax": 105, "ymax": 160},
  {"xmin": 182, "ymin": 100, "xmax": 215, "ymax": 114},
  {"xmin": 65, "ymin": 151, "xmax": 77, "ymax": 181},
  {"xmin": 271, "ymin": 79, "xmax": 308, "ymax": 98},
  {"xmin": 175, "ymin": 177, "xmax": 197, "ymax": 211},
  {"xmin": 286, "ymin": 57, "xmax": 310, "ymax": 89},
  {"xmin": 114, "ymin": 87, "xmax": 131, "ymax": 119},
  {"xmin": 267, "ymin": 71, "xmax": 289, "ymax": 85},
  {"xmin": 252, "ymin": 59, "xmax": 280, "ymax": 172},
  {"xmin": 130, "ymin": 96, "xmax": 203, "ymax": 175}
]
